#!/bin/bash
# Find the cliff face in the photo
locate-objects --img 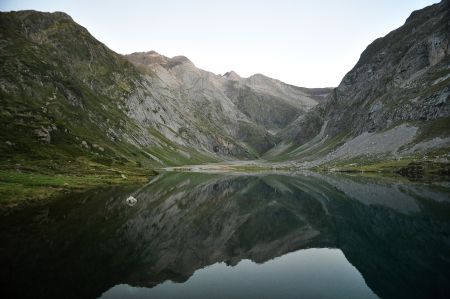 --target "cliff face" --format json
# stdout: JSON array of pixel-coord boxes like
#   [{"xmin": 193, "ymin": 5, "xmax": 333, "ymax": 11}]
[
  {"xmin": 270, "ymin": 0, "xmax": 450, "ymax": 166},
  {"xmin": 125, "ymin": 51, "xmax": 330, "ymax": 156},
  {"xmin": 326, "ymin": 0, "xmax": 449, "ymax": 136},
  {"xmin": 125, "ymin": 51, "xmax": 273, "ymax": 157}
]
